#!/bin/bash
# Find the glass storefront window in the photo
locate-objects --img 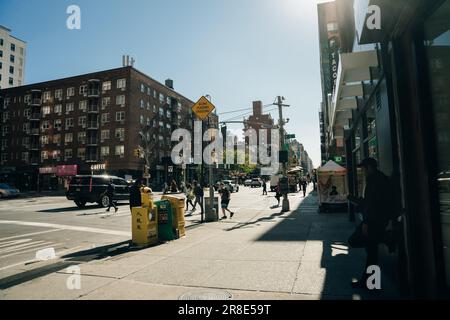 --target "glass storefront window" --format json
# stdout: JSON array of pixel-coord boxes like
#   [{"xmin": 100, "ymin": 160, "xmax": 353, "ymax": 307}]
[{"xmin": 424, "ymin": 0, "xmax": 450, "ymax": 286}]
